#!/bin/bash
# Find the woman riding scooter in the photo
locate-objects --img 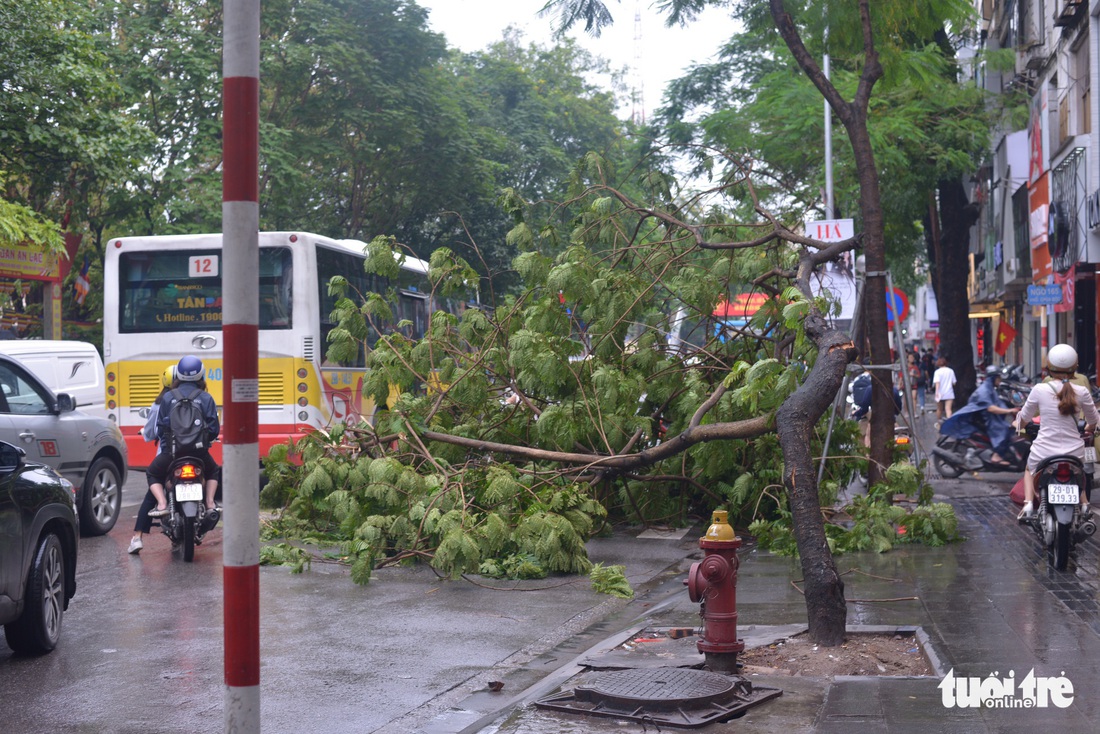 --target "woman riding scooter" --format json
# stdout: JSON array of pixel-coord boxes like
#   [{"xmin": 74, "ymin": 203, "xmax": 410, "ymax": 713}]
[
  {"xmin": 939, "ymin": 364, "xmax": 1019, "ymax": 467},
  {"xmin": 1014, "ymin": 344, "xmax": 1099, "ymax": 519}
]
